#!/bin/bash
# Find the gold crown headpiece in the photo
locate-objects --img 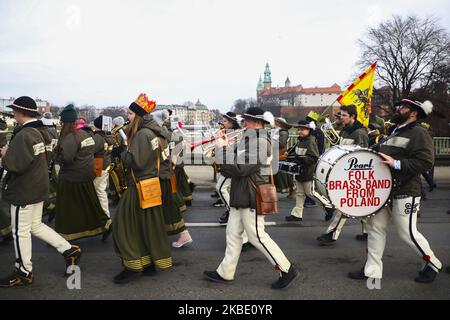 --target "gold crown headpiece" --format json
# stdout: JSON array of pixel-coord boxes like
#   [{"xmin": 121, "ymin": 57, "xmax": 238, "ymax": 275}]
[{"xmin": 135, "ymin": 93, "xmax": 156, "ymax": 113}]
